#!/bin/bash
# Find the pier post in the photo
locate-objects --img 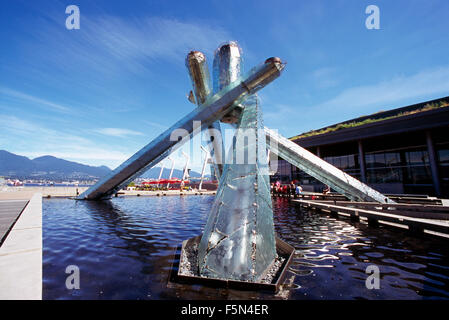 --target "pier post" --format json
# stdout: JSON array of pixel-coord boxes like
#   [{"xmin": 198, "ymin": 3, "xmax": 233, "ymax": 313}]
[
  {"xmin": 408, "ymin": 223, "xmax": 424, "ymax": 236},
  {"xmin": 368, "ymin": 217, "xmax": 379, "ymax": 227},
  {"xmin": 350, "ymin": 212, "xmax": 360, "ymax": 222},
  {"xmin": 330, "ymin": 210, "xmax": 339, "ymax": 218}
]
